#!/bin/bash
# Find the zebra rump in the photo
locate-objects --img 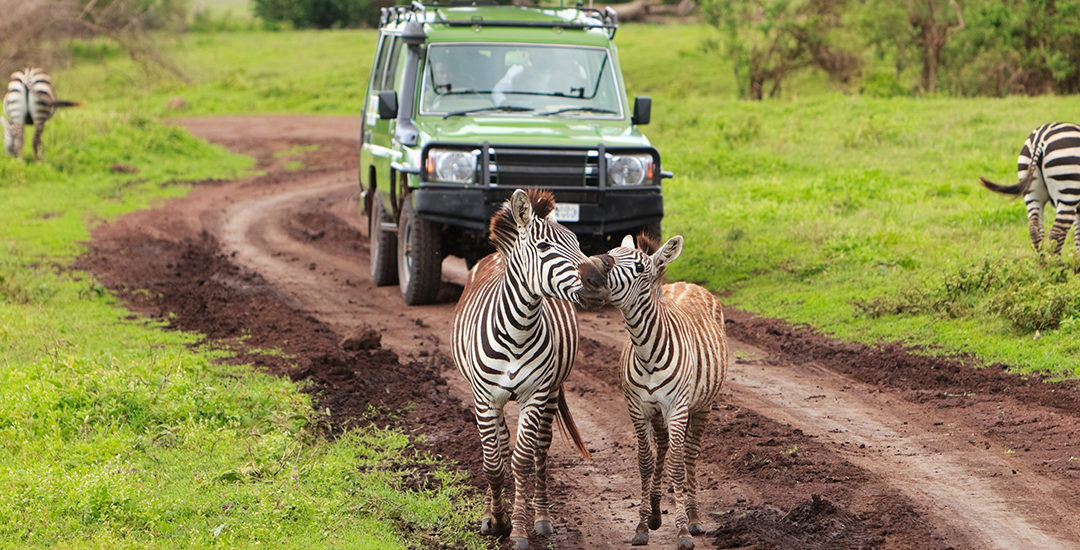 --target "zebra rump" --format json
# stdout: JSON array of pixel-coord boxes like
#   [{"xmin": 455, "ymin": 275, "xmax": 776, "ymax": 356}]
[
  {"xmin": 980, "ymin": 122, "xmax": 1080, "ymax": 254},
  {"xmin": 3, "ymin": 67, "xmax": 80, "ymax": 160}
]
